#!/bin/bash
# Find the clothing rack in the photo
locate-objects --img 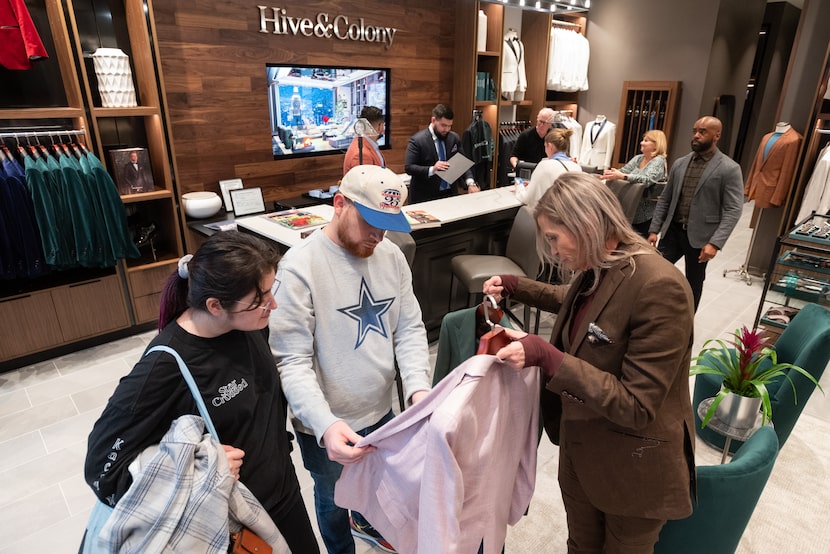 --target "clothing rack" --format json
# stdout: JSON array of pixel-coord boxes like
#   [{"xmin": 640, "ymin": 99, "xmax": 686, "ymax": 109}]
[
  {"xmin": 551, "ymin": 19, "xmax": 582, "ymax": 30},
  {"xmin": 500, "ymin": 120, "xmax": 532, "ymax": 128},
  {"xmin": 0, "ymin": 129, "xmax": 86, "ymax": 140}
]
